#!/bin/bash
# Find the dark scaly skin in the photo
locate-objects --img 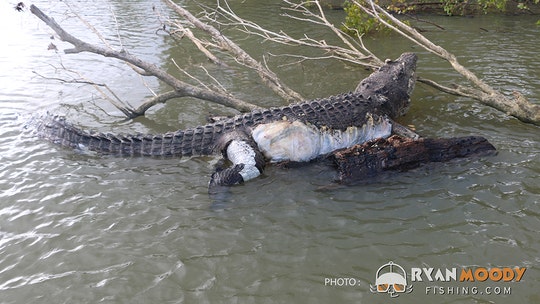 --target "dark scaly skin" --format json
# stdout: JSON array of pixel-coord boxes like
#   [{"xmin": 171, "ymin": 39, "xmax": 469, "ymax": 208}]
[{"xmin": 34, "ymin": 53, "xmax": 417, "ymax": 158}]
